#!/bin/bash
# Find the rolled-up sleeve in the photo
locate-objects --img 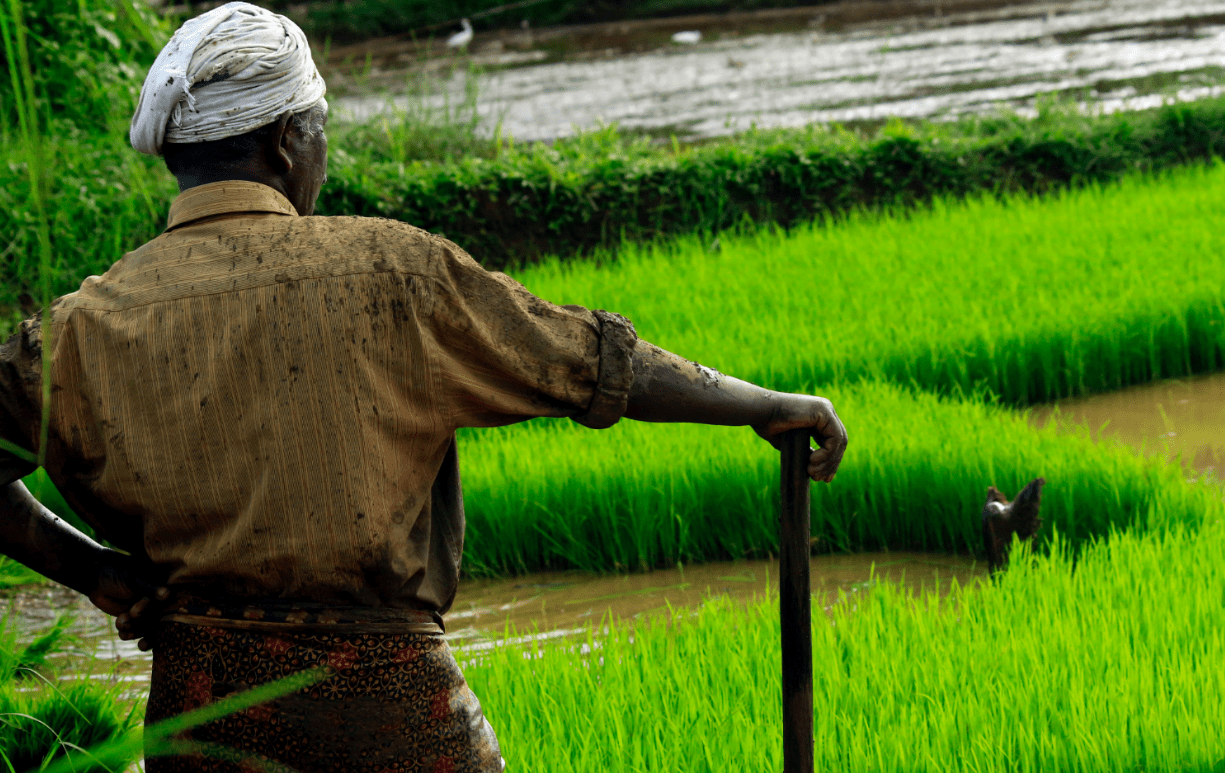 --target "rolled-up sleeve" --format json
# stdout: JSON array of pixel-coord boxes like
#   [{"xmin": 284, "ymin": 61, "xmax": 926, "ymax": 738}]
[
  {"xmin": 0, "ymin": 317, "xmax": 43, "ymax": 486},
  {"xmin": 424, "ymin": 237, "xmax": 638, "ymax": 430}
]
